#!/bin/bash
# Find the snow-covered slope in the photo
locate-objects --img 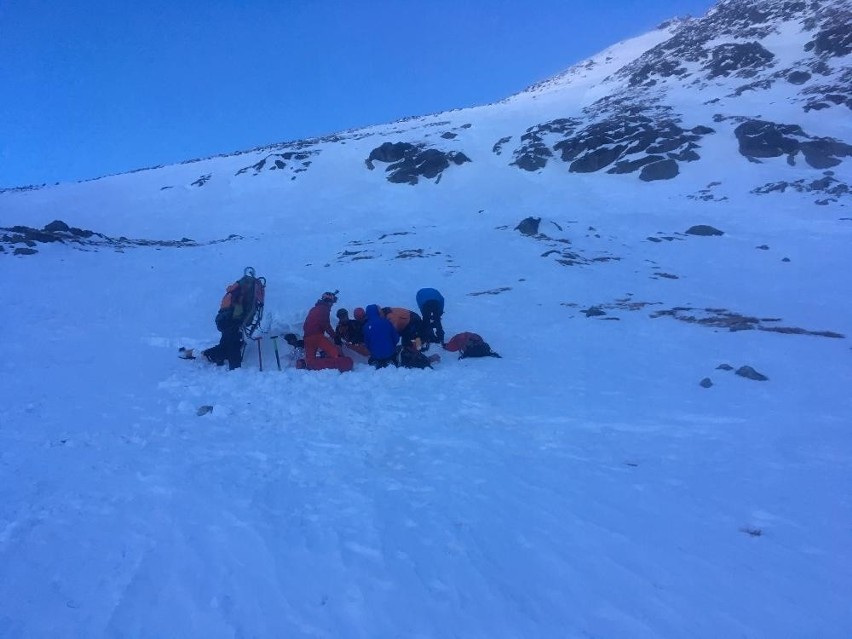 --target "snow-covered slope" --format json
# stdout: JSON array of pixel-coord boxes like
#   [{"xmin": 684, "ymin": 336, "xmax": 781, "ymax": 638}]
[{"xmin": 1, "ymin": 1, "xmax": 851, "ymax": 638}]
